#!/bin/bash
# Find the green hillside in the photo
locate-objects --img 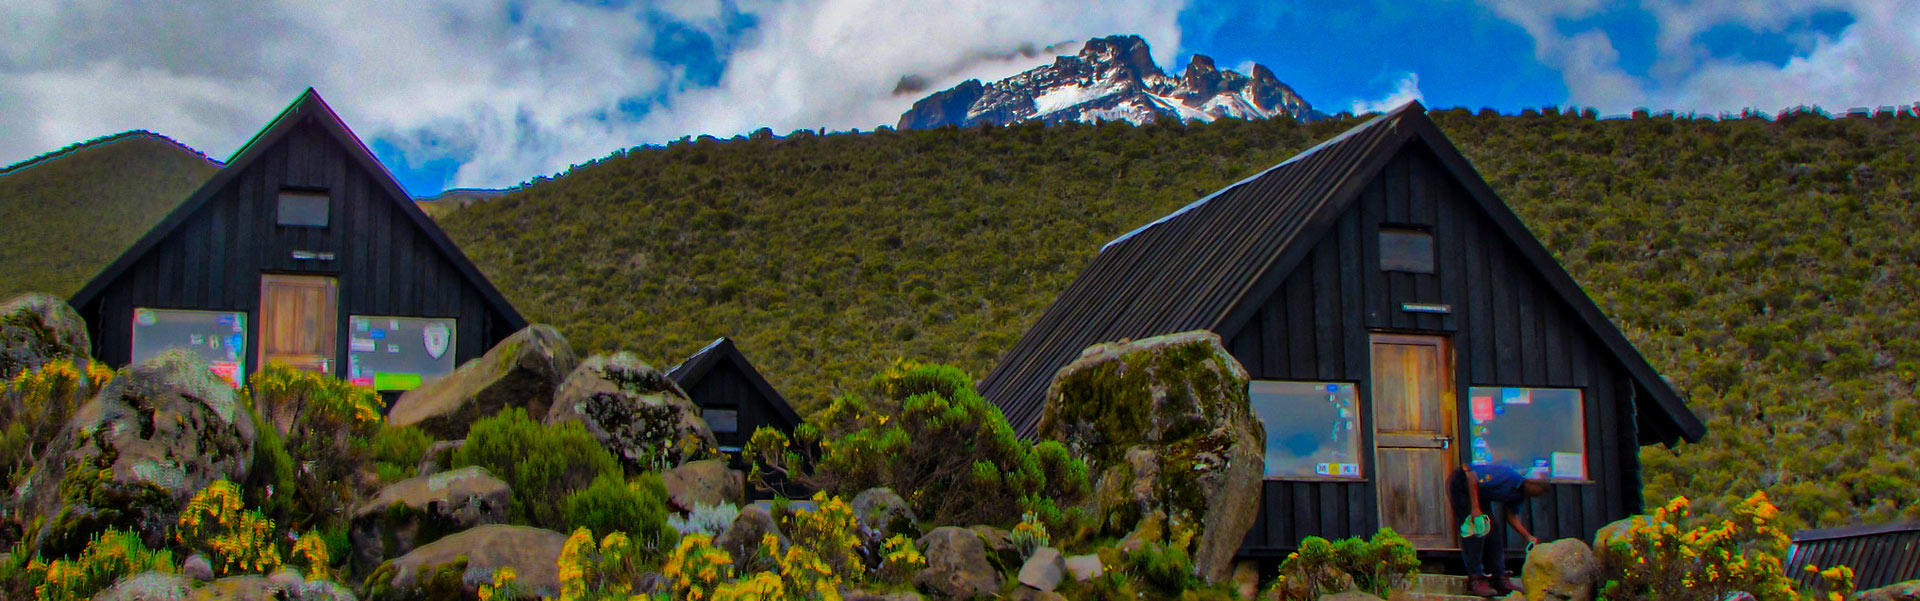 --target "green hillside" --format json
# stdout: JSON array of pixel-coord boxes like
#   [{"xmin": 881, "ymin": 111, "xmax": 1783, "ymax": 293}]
[
  {"xmin": 0, "ymin": 132, "xmax": 221, "ymax": 298},
  {"xmin": 437, "ymin": 110, "xmax": 1920, "ymax": 530}
]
